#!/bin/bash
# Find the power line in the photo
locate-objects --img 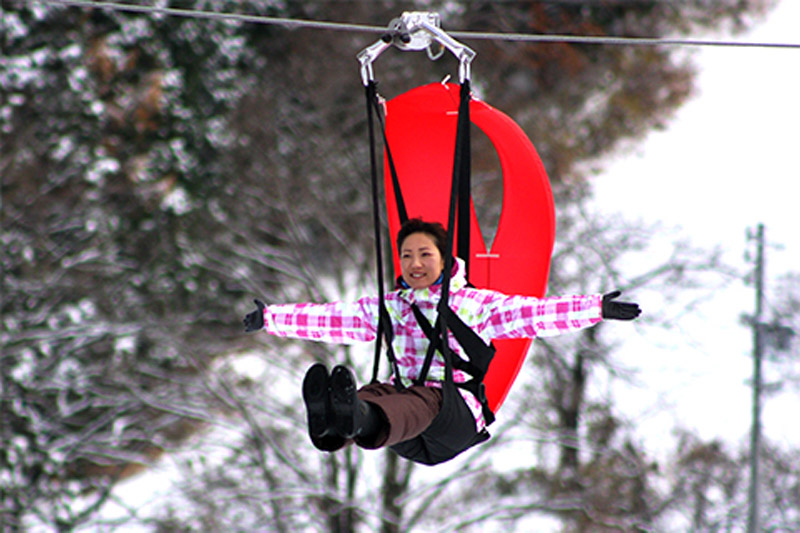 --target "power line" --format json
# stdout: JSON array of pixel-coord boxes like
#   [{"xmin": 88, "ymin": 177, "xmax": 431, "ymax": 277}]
[{"xmin": 41, "ymin": 0, "xmax": 800, "ymax": 50}]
